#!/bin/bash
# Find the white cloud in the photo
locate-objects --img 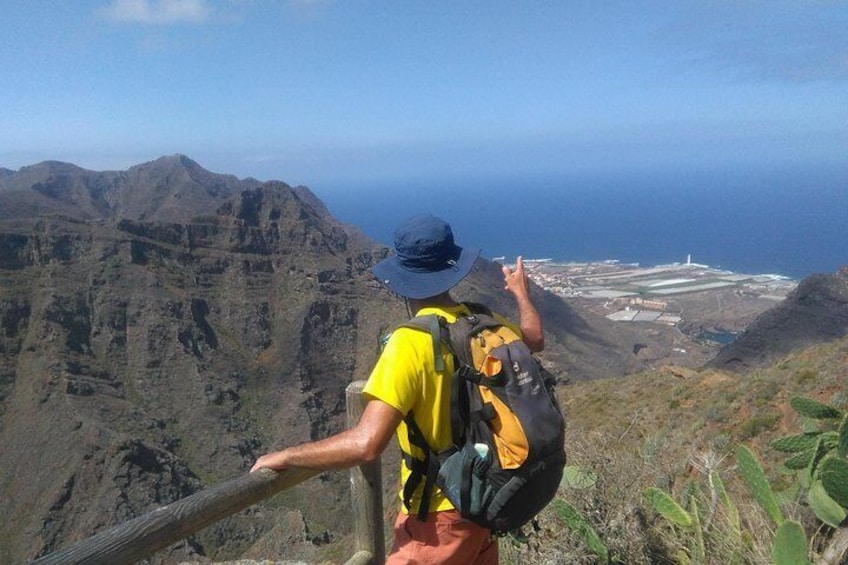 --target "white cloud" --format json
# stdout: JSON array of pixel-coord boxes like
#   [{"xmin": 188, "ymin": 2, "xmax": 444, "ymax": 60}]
[{"xmin": 98, "ymin": 0, "xmax": 211, "ymax": 25}]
